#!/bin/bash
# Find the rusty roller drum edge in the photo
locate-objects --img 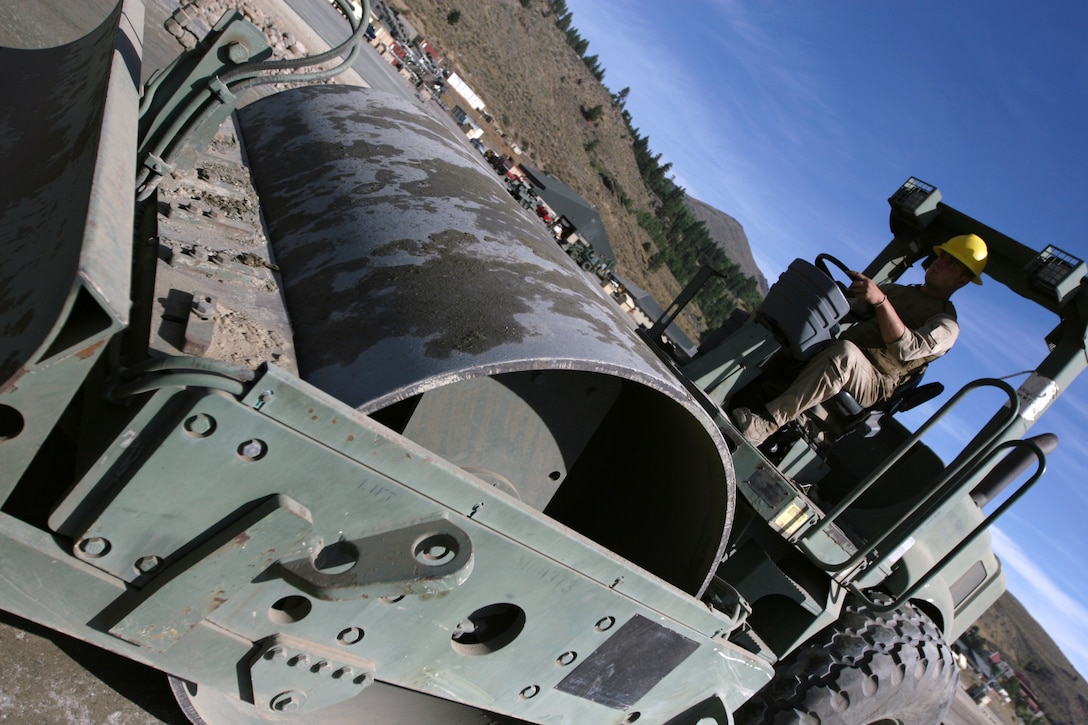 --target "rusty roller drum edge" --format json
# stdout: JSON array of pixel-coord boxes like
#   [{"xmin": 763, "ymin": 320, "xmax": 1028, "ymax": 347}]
[{"xmin": 235, "ymin": 85, "xmax": 735, "ymax": 601}]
